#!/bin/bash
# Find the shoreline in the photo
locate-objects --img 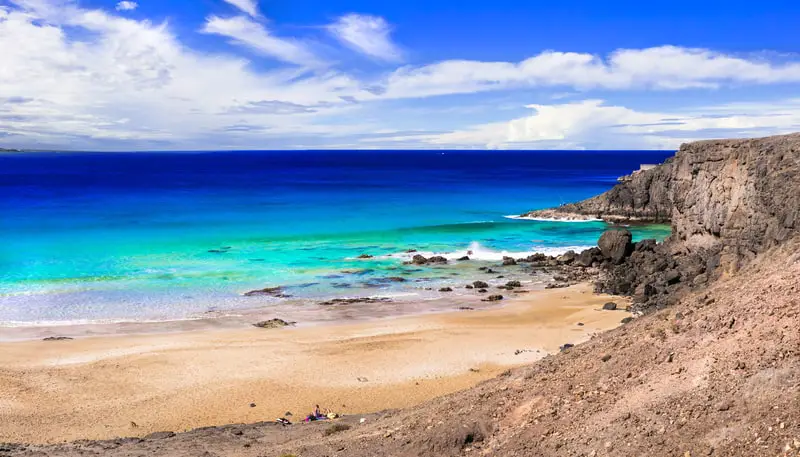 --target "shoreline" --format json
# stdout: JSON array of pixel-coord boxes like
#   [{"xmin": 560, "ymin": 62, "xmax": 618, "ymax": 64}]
[{"xmin": 0, "ymin": 282, "xmax": 631, "ymax": 445}]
